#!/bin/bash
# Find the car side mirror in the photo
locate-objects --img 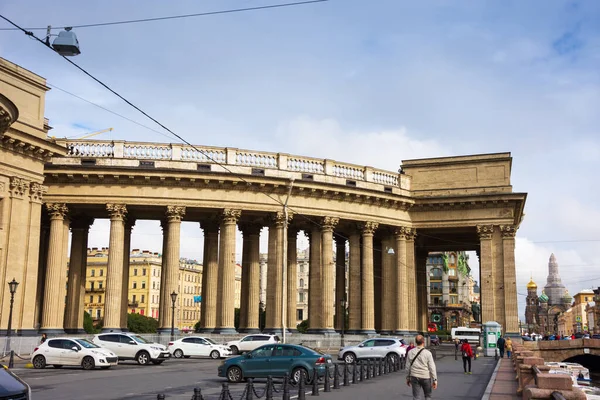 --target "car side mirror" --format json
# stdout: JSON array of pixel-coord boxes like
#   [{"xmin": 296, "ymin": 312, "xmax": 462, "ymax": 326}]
[
  {"xmin": 71, "ymin": 347, "xmax": 79, "ymax": 352},
  {"xmin": 358, "ymin": 344, "xmax": 364, "ymax": 348},
  {"xmin": 129, "ymin": 340, "xmax": 136, "ymax": 345},
  {"xmin": 245, "ymin": 353, "xmax": 253, "ymax": 359}
]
